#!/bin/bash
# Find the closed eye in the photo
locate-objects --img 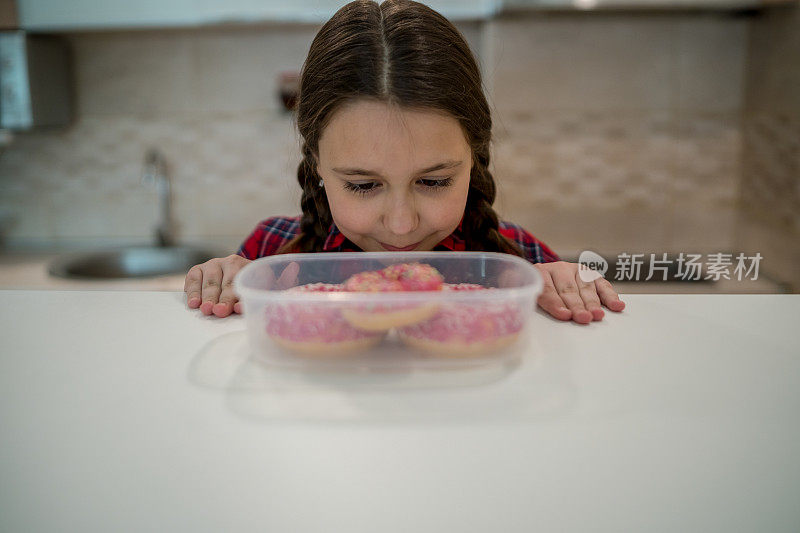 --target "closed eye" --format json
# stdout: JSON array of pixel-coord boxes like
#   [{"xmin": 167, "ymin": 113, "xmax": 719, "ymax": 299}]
[
  {"xmin": 418, "ymin": 177, "xmax": 453, "ymax": 189},
  {"xmin": 342, "ymin": 176, "xmax": 453, "ymax": 197},
  {"xmin": 343, "ymin": 181, "xmax": 381, "ymax": 196}
]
